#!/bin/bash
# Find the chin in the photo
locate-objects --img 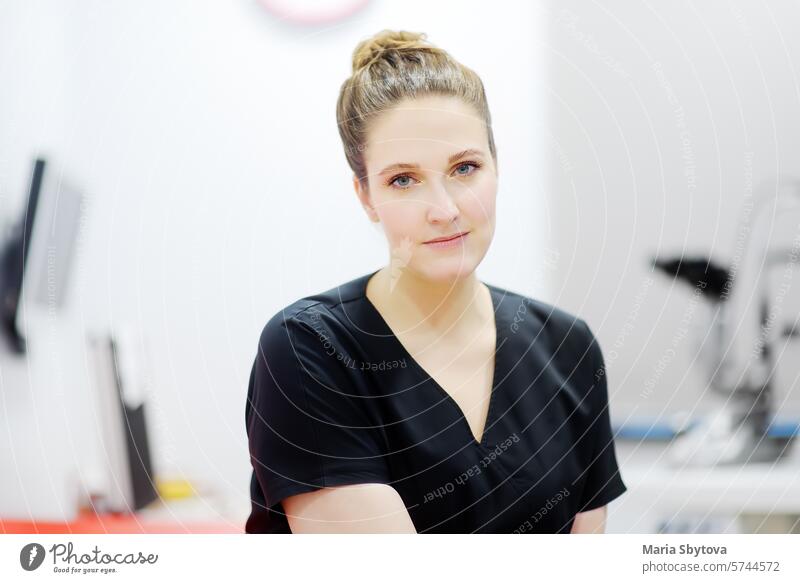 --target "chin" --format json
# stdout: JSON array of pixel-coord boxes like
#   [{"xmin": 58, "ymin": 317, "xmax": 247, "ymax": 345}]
[{"xmin": 411, "ymin": 257, "xmax": 480, "ymax": 283}]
